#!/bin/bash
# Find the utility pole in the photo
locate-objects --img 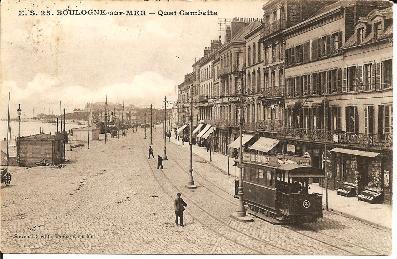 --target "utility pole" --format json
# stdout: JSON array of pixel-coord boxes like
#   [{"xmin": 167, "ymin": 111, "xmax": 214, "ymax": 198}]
[
  {"xmin": 63, "ymin": 108, "xmax": 66, "ymax": 162},
  {"xmin": 144, "ymin": 112, "xmax": 147, "ymax": 139},
  {"xmin": 122, "ymin": 101, "xmax": 124, "ymax": 136},
  {"xmin": 150, "ymin": 104, "xmax": 153, "ymax": 145},
  {"xmin": 186, "ymin": 86, "xmax": 197, "ymax": 189},
  {"xmin": 163, "ymin": 96, "xmax": 168, "ymax": 160},
  {"xmin": 105, "ymin": 95, "xmax": 108, "ymax": 144}
]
